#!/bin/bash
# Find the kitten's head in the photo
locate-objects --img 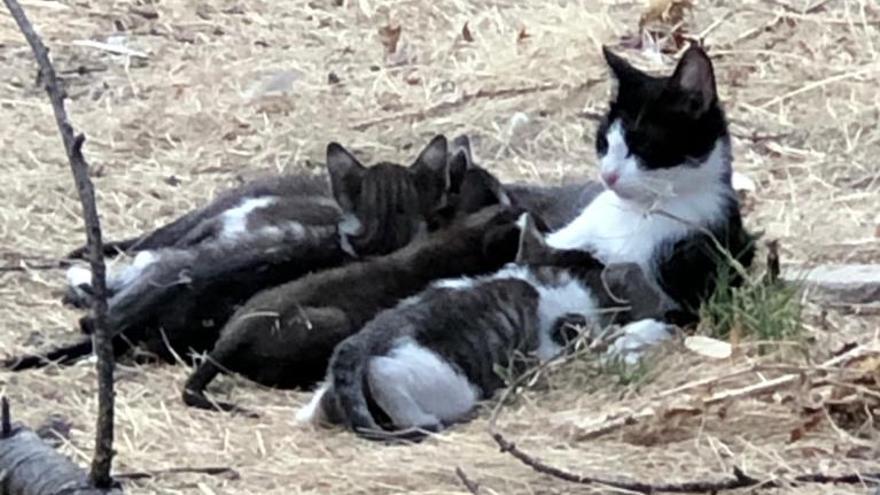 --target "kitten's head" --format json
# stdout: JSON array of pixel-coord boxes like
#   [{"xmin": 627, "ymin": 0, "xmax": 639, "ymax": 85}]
[
  {"xmin": 514, "ymin": 213, "xmax": 601, "ymax": 268},
  {"xmin": 327, "ymin": 136, "xmax": 452, "ymax": 256},
  {"xmin": 597, "ymin": 45, "xmax": 731, "ymax": 205}
]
